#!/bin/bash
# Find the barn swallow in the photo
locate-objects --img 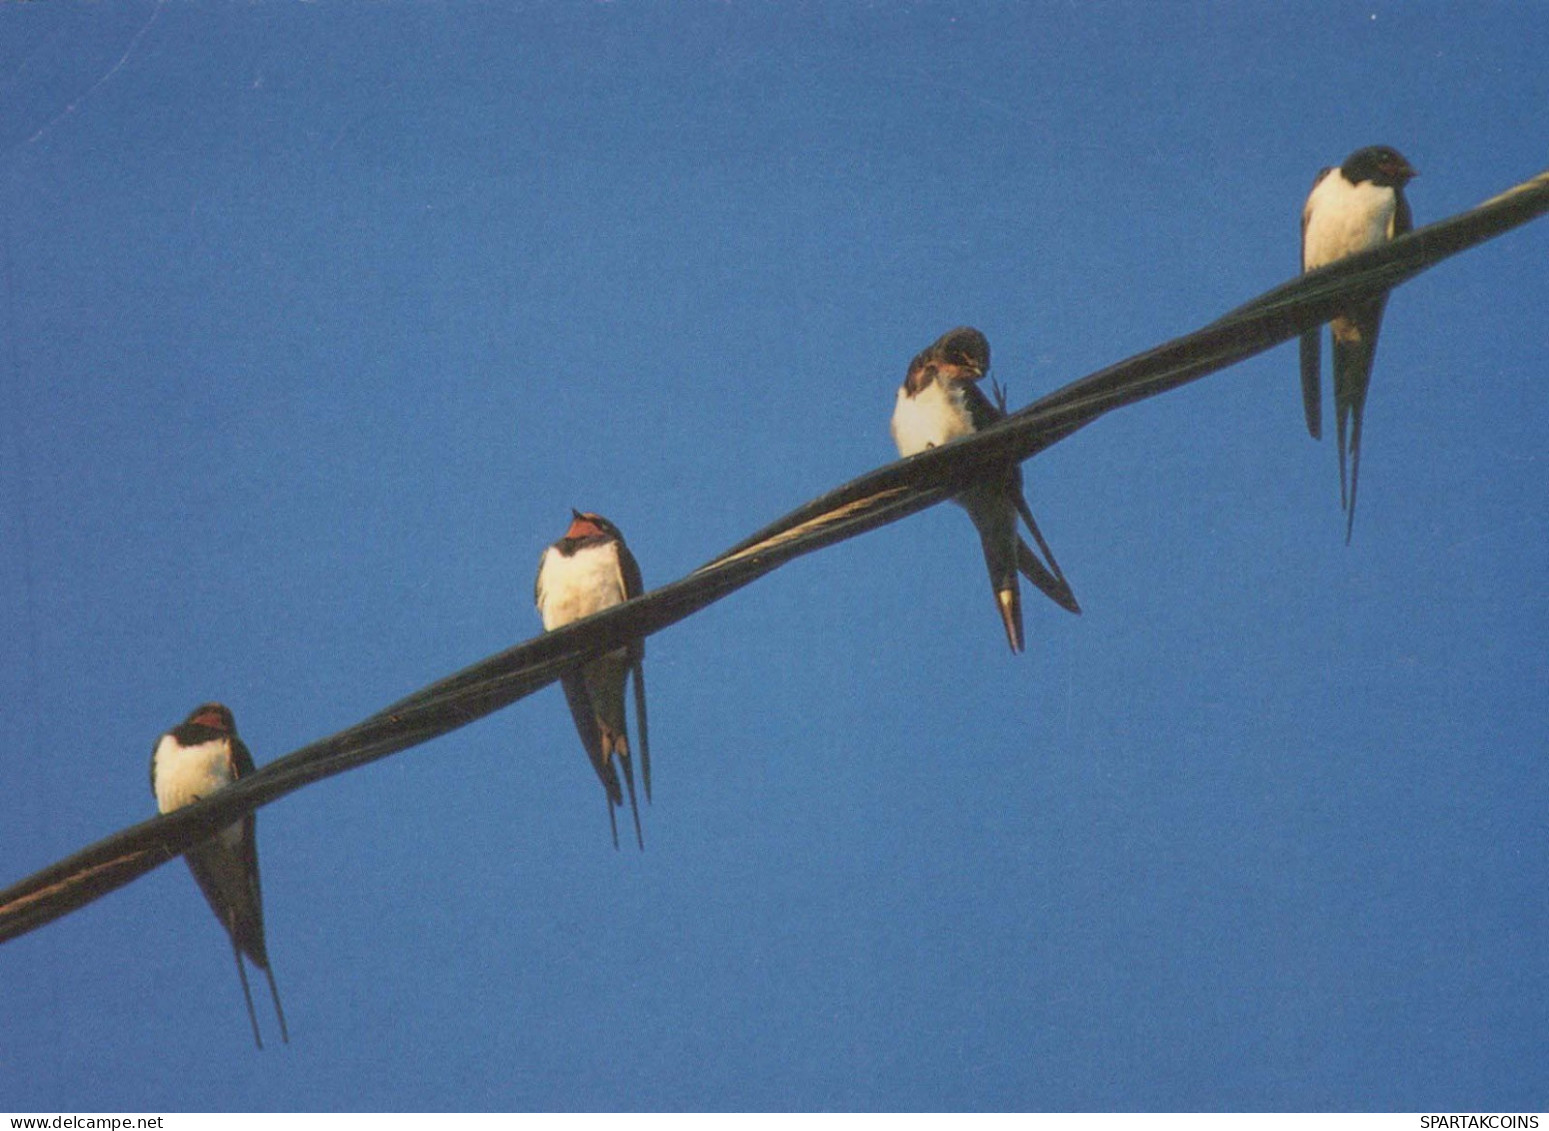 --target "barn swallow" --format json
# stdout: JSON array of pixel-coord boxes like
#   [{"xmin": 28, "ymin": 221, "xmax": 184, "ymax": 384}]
[
  {"xmin": 535, "ymin": 510, "xmax": 651, "ymax": 849},
  {"xmin": 1299, "ymin": 145, "xmax": 1417, "ymax": 542},
  {"xmin": 890, "ymin": 326, "xmax": 1080, "ymax": 653},
  {"xmin": 150, "ymin": 703, "xmax": 288, "ymax": 1049}
]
